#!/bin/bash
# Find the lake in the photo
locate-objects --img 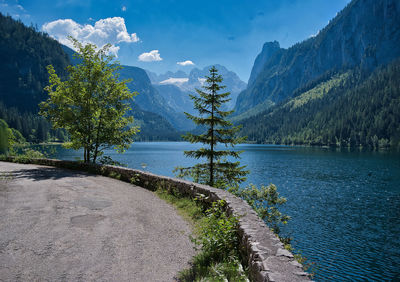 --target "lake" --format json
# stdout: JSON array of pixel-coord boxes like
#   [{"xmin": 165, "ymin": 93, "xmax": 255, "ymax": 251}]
[{"xmin": 41, "ymin": 142, "xmax": 400, "ymax": 281}]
